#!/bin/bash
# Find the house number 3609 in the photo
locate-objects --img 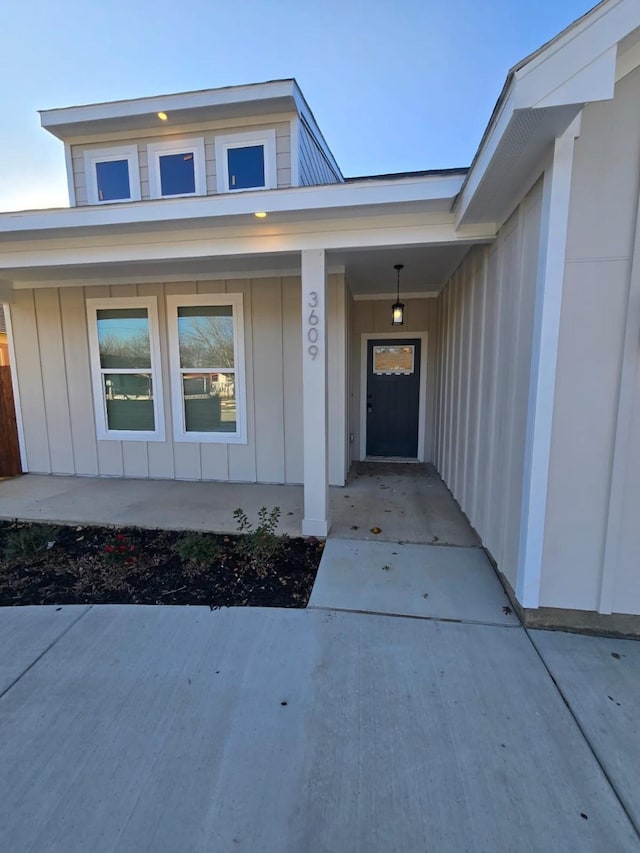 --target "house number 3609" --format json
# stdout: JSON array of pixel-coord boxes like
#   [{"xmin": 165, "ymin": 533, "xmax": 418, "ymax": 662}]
[{"xmin": 307, "ymin": 291, "xmax": 320, "ymax": 359}]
